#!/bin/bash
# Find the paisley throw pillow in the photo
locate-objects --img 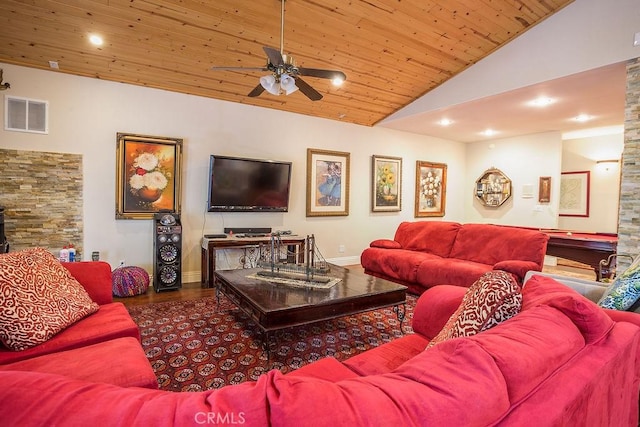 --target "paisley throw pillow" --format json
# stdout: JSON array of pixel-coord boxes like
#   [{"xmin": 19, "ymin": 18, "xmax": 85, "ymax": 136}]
[
  {"xmin": 427, "ymin": 270, "xmax": 522, "ymax": 348},
  {"xmin": 0, "ymin": 247, "xmax": 99, "ymax": 351},
  {"xmin": 598, "ymin": 256, "xmax": 640, "ymax": 310}
]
